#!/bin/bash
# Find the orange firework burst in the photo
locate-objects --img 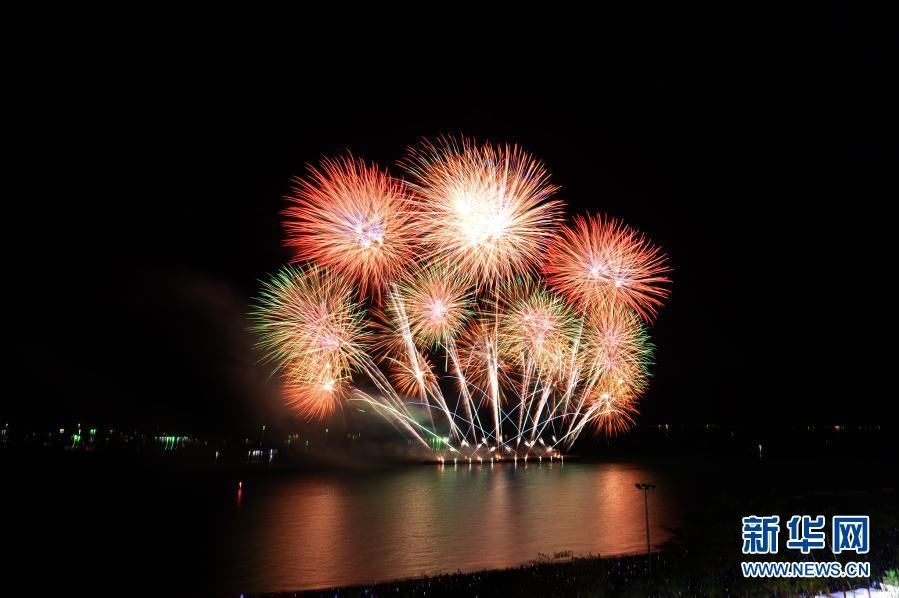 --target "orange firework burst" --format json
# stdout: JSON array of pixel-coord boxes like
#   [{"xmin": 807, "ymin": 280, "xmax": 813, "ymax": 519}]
[
  {"xmin": 587, "ymin": 379, "xmax": 639, "ymax": 437},
  {"xmin": 584, "ymin": 307, "xmax": 653, "ymax": 398},
  {"xmin": 281, "ymin": 373, "xmax": 350, "ymax": 420},
  {"xmin": 387, "ymin": 349, "xmax": 438, "ymax": 401},
  {"xmin": 395, "ymin": 266, "xmax": 473, "ymax": 349},
  {"xmin": 283, "ymin": 156, "xmax": 421, "ymax": 298},
  {"xmin": 402, "ymin": 137, "xmax": 562, "ymax": 286},
  {"xmin": 251, "ymin": 265, "xmax": 370, "ymax": 418},
  {"xmin": 543, "ymin": 214, "xmax": 671, "ymax": 321},
  {"xmin": 496, "ymin": 279, "xmax": 578, "ymax": 379},
  {"xmin": 579, "ymin": 308, "xmax": 652, "ymax": 437}
]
